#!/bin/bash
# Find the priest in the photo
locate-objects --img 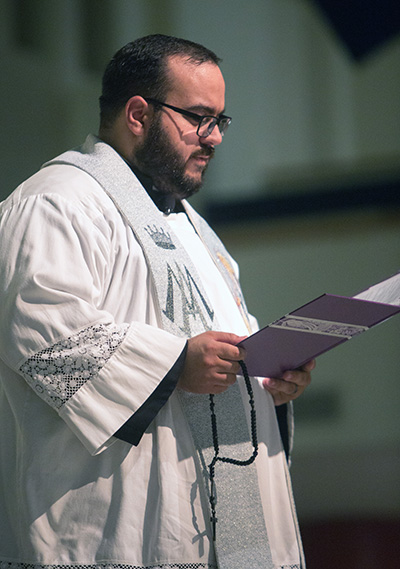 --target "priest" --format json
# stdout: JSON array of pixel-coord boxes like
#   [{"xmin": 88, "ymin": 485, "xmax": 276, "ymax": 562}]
[{"xmin": 0, "ymin": 34, "xmax": 314, "ymax": 569}]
